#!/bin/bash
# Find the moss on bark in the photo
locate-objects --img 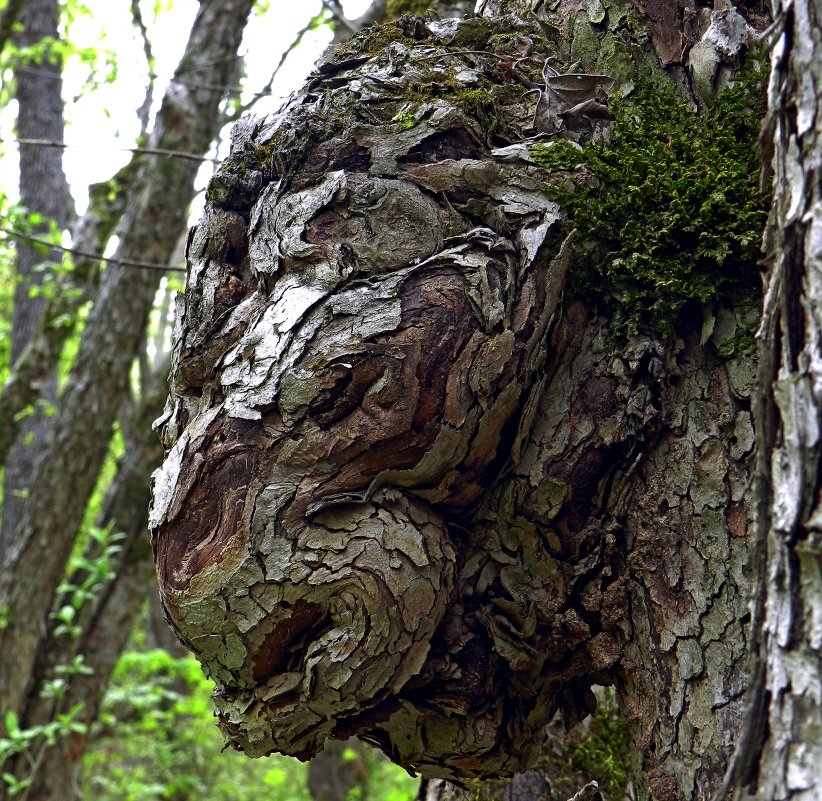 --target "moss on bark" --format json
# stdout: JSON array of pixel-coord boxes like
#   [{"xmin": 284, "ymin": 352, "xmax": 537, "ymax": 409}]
[
  {"xmin": 386, "ymin": 0, "xmax": 435, "ymax": 18},
  {"xmin": 531, "ymin": 50, "xmax": 769, "ymax": 340}
]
